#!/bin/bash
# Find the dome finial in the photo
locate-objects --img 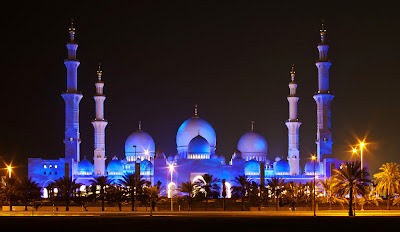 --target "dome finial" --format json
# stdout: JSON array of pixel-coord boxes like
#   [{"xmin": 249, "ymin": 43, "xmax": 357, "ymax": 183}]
[
  {"xmin": 138, "ymin": 121, "xmax": 142, "ymax": 131},
  {"xmin": 194, "ymin": 104, "xmax": 198, "ymax": 117},
  {"xmin": 251, "ymin": 121, "xmax": 254, "ymax": 131},
  {"xmin": 290, "ymin": 64, "xmax": 295, "ymax": 82},
  {"xmin": 198, "ymin": 129, "xmax": 200, "ymax": 136},
  {"xmin": 97, "ymin": 63, "xmax": 102, "ymax": 81},
  {"xmin": 320, "ymin": 20, "xmax": 327, "ymax": 44},
  {"xmin": 68, "ymin": 18, "xmax": 75, "ymax": 42}
]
